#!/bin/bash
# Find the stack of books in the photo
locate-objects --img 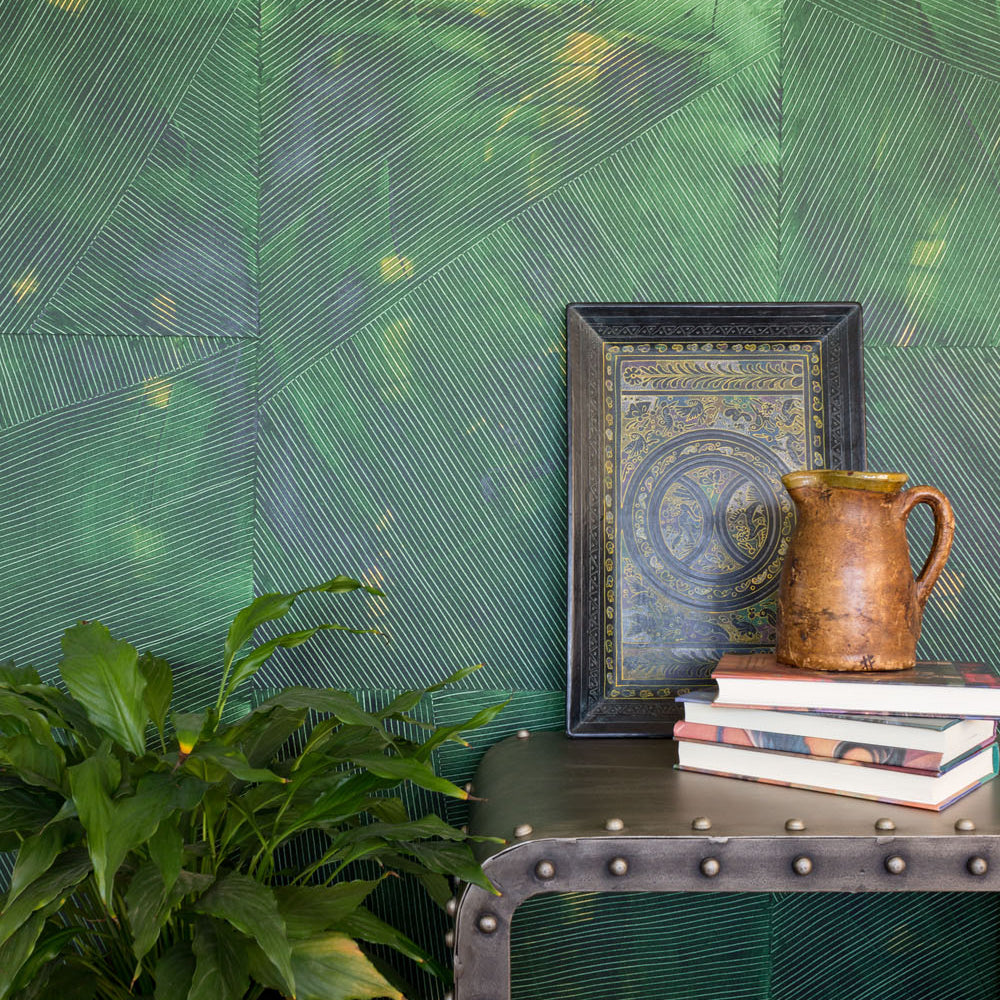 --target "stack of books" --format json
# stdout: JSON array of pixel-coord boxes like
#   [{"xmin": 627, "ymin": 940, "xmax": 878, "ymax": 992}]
[{"xmin": 674, "ymin": 653, "xmax": 1000, "ymax": 810}]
